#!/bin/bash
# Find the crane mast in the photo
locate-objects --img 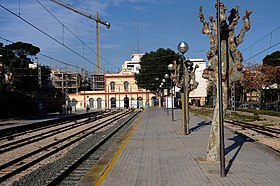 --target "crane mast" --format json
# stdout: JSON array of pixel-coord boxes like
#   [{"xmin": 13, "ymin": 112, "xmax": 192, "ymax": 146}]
[{"xmin": 50, "ymin": 0, "xmax": 110, "ymax": 73}]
